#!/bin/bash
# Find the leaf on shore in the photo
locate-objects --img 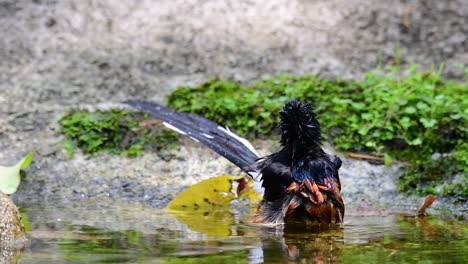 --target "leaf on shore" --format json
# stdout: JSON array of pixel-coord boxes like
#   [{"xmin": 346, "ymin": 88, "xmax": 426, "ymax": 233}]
[{"xmin": 0, "ymin": 152, "xmax": 33, "ymax": 194}]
